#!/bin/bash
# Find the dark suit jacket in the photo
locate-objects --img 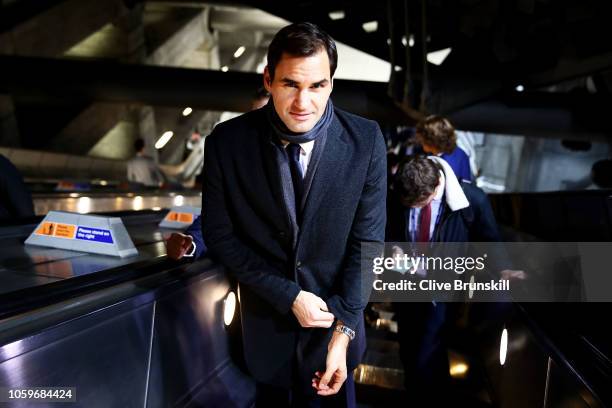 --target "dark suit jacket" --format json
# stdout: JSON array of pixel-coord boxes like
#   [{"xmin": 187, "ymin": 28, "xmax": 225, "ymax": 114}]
[
  {"xmin": 0, "ymin": 154, "xmax": 34, "ymax": 220},
  {"xmin": 201, "ymin": 106, "xmax": 387, "ymax": 391},
  {"xmin": 386, "ymin": 182, "xmax": 504, "ymax": 296},
  {"xmin": 386, "ymin": 182, "xmax": 501, "ymax": 243},
  {"xmin": 184, "ymin": 216, "xmax": 207, "ymax": 259}
]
